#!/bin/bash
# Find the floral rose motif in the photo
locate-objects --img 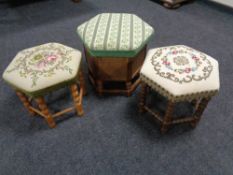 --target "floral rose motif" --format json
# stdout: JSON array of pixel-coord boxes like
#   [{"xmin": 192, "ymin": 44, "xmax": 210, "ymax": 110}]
[
  {"xmin": 46, "ymin": 55, "xmax": 57, "ymax": 62},
  {"xmin": 6, "ymin": 43, "xmax": 74, "ymax": 87},
  {"xmin": 30, "ymin": 53, "xmax": 58, "ymax": 69},
  {"xmin": 151, "ymin": 46, "xmax": 213, "ymax": 84},
  {"xmin": 184, "ymin": 68, "xmax": 191, "ymax": 73}
]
